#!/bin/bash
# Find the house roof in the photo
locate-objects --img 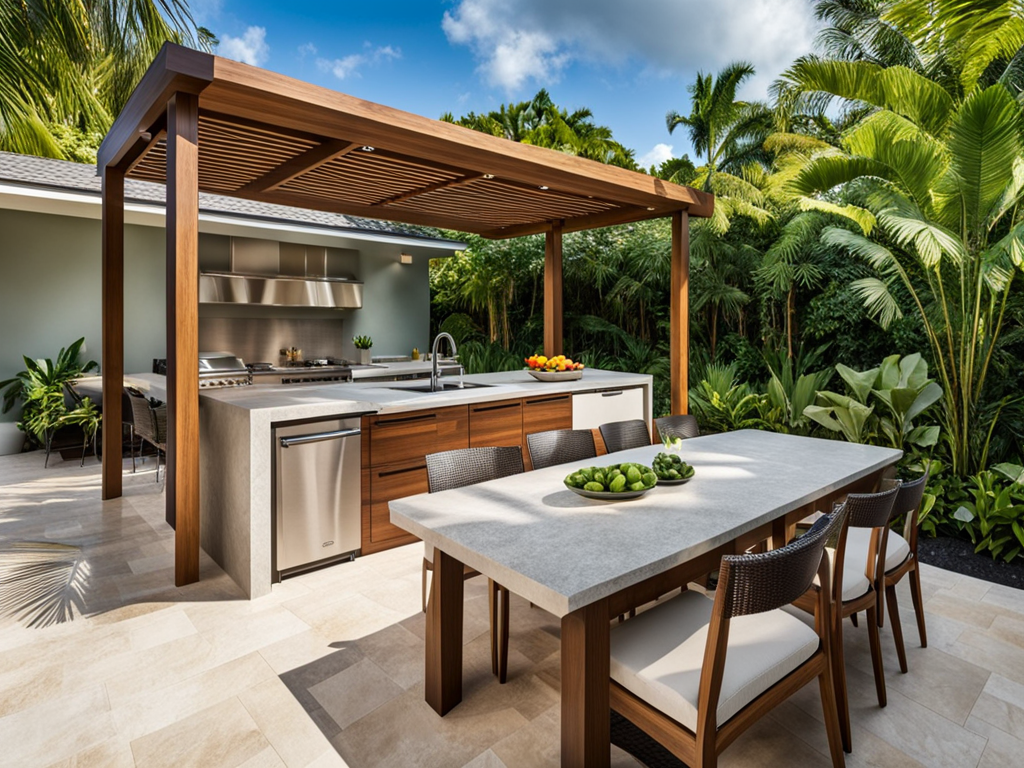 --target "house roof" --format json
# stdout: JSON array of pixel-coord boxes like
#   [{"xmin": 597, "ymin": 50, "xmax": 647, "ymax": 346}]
[
  {"xmin": 99, "ymin": 45, "xmax": 713, "ymax": 239},
  {"xmin": 0, "ymin": 150, "xmax": 462, "ymax": 245}
]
